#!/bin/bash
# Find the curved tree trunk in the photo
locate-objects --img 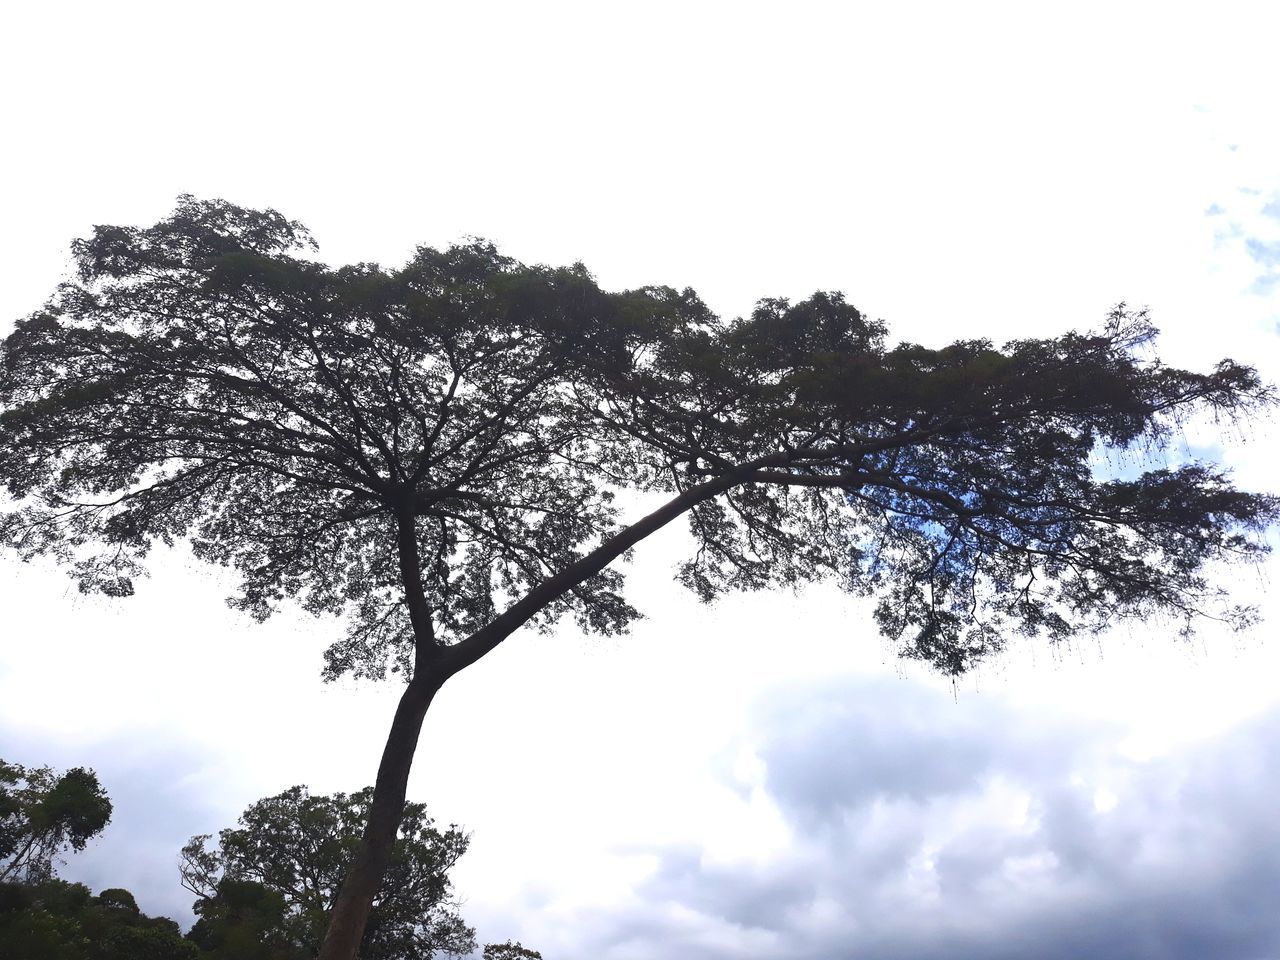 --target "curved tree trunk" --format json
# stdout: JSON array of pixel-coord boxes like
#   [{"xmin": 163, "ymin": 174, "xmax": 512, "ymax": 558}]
[
  {"xmin": 314, "ymin": 469, "xmax": 765, "ymax": 958},
  {"xmin": 316, "ymin": 671, "xmax": 443, "ymax": 960}
]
